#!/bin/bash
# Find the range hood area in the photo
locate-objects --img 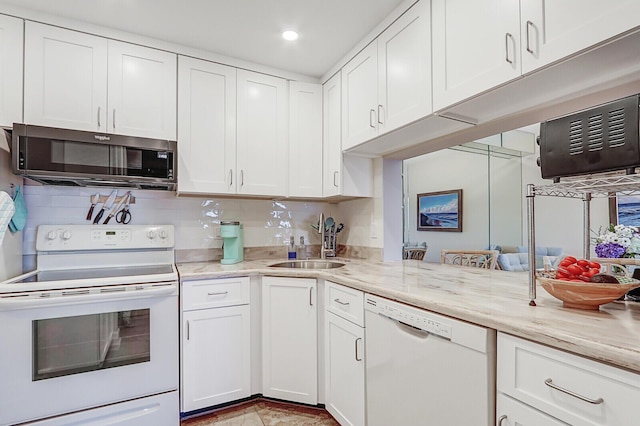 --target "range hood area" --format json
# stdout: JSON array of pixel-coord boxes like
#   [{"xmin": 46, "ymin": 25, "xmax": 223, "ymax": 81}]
[{"xmin": 9, "ymin": 124, "xmax": 177, "ymax": 191}]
